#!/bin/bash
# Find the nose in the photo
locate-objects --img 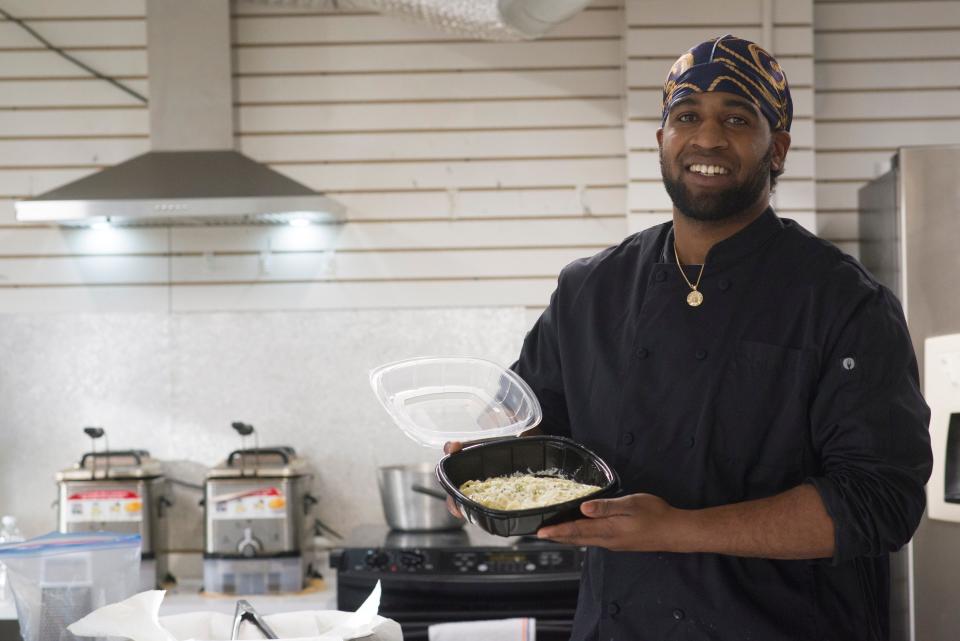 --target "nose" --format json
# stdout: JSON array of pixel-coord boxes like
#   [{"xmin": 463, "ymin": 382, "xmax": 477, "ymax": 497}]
[{"xmin": 690, "ymin": 118, "xmax": 728, "ymax": 151}]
